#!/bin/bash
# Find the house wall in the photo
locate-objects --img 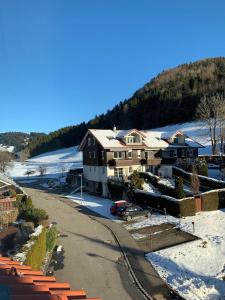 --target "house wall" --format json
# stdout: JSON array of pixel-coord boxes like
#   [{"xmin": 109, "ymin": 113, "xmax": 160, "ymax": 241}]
[{"xmin": 83, "ymin": 165, "xmax": 108, "ymax": 183}]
